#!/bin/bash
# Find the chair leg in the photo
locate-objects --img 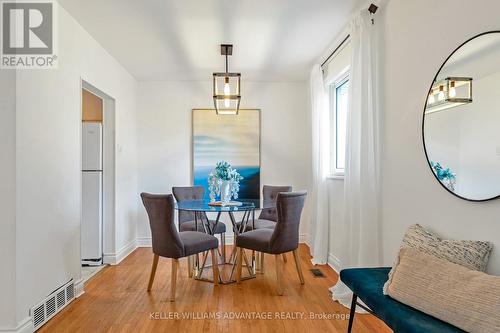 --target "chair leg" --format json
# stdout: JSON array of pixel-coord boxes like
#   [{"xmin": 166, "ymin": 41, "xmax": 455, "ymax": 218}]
[
  {"xmin": 282, "ymin": 253, "xmax": 288, "ymax": 263},
  {"xmin": 170, "ymin": 258, "xmax": 178, "ymax": 302},
  {"xmin": 211, "ymin": 249, "xmax": 219, "ymax": 286},
  {"xmin": 347, "ymin": 294, "xmax": 357, "ymax": 333},
  {"xmin": 147, "ymin": 254, "xmax": 159, "ymax": 291},
  {"xmin": 251, "ymin": 250, "xmax": 256, "ymax": 274},
  {"xmin": 260, "ymin": 252, "xmax": 265, "ymax": 274},
  {"xmin": 236, "ymin": 247, "xmax": 243, "ymax": 283},
  {"xmin": 292, "ymin": 249, "xmax": 305, "ymax": 285},
  {"xmin": 275, "ymin": 254, "xmax": 284, "ymax": 295},
  {"xmin": 221, "ymin": 233, "xmax": 226, "ymax": 264},
  {"xmin": 194, "ymin": 253, "xmax": 200, "ymax": 277},
  {"xmin": 187, "ymin": 255, "xmax": 193, "ymax": 278},
  {"xmin": 255, "ymin": 251, "xmax": 260, "ymax": 271}
]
